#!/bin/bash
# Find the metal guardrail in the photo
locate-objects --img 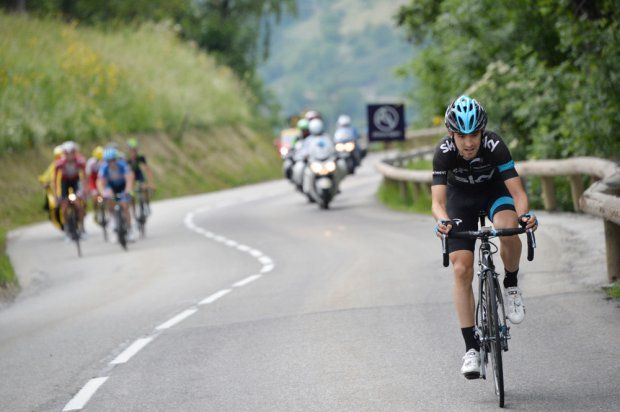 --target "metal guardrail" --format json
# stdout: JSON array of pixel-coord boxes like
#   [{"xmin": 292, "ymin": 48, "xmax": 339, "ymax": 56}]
[{"xmin": 376, "ymin": 145, "xmax": 620, "ymax": 283}]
